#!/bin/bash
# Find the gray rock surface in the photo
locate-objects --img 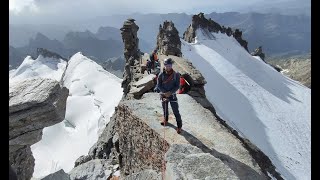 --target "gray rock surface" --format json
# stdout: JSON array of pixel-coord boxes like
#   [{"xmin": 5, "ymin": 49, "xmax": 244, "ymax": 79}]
[
  {"xmin": 116, "ymin": 93, "xmax": 267, "ymax": 179},
  {"xmin": 69, "ymin": 159, "xmax": 113, "ymax": 180},
  {"xmin": 41, "ymin": 169, "xmax": 70, "ymax": 180},
  {"xmin": 124, "ymin": 169, "xmax": 161, "ymax": 180},
  {"xmin": 9, "ymin": 78, "xmax": 69, "ymax": 180},
  {"xmin": 156, "ymin": 21, "xmax": 182, "ymax": 57},
  {"xmin": 129, "ymin": 74, "xmax": 156, "ymax": 96},
  {"xmin": 165, "ymin": 144, "xmax": 239, "ymax": 179}
]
